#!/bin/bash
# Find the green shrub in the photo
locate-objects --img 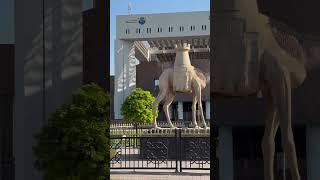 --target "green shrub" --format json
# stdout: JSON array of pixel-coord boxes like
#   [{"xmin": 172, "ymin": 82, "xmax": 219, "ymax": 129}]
[
  {"xmin": 33, "ymin": 83, "xmax": 110, "ymax": 180},
  {"xmin": 120, "ymin": 88, "xmax": 157, "ymax": 124}
]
